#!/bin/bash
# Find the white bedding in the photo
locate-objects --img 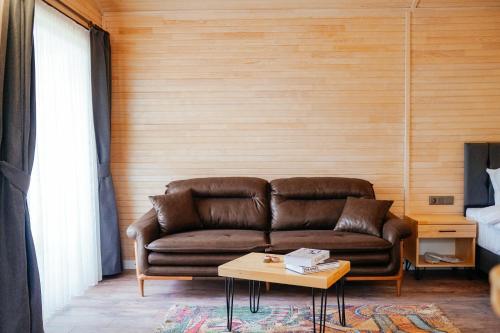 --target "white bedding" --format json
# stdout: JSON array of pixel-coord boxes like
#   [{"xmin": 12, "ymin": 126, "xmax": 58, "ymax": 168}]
[
  {"xmin": 476, "ymin": 223, "xmax": 500, "ymax": 255},
  {"xmin": 466, "ymin": 206, "xmax": 500, "ymax": 255},
  {"xmin": 466, "ymin": 206, "xmax": 500, "ymax": 225},
  {"xmin": 487, "ymin": 168, "xmax": 500, "ymax": 205}
]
